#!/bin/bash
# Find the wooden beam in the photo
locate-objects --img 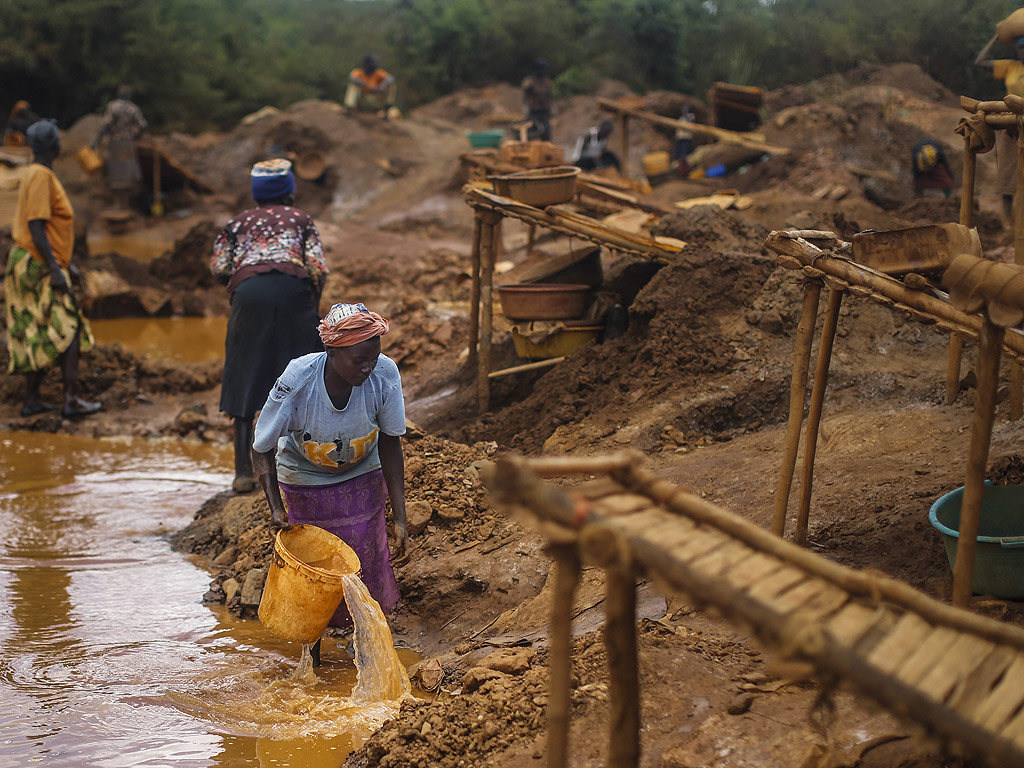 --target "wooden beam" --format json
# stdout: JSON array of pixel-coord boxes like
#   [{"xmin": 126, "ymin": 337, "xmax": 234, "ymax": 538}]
[{"xmin": 597, "ymin": 97, "xmax": 790, "ymax": 155}]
